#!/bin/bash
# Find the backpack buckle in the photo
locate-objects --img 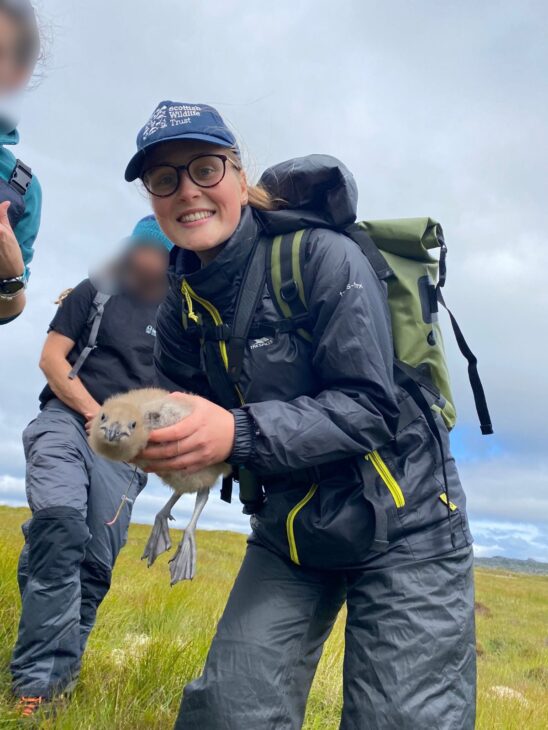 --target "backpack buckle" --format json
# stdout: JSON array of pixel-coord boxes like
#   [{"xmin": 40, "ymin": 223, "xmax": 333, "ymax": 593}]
[
  {"xmin": 9, "ymin": 160, "xmax": 33, "ymax": 196},
  {"xmin": 280, "ymin": 280, "xmax": 299, "ymax": 303},
  {"xmin": 203, "ymin": 323, "xmax": 230, "ymax": 342}
]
